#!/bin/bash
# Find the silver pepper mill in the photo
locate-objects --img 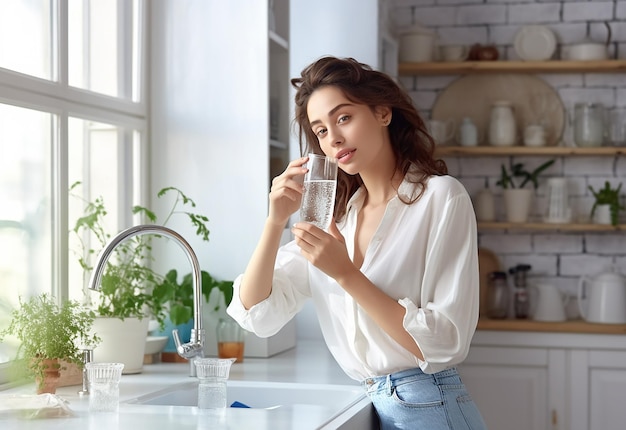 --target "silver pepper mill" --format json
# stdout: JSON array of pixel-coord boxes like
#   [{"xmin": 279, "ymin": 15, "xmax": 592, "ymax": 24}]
[{"xmin": 77, "ymin": 349, "xmax": 93, "ymax": 396}]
